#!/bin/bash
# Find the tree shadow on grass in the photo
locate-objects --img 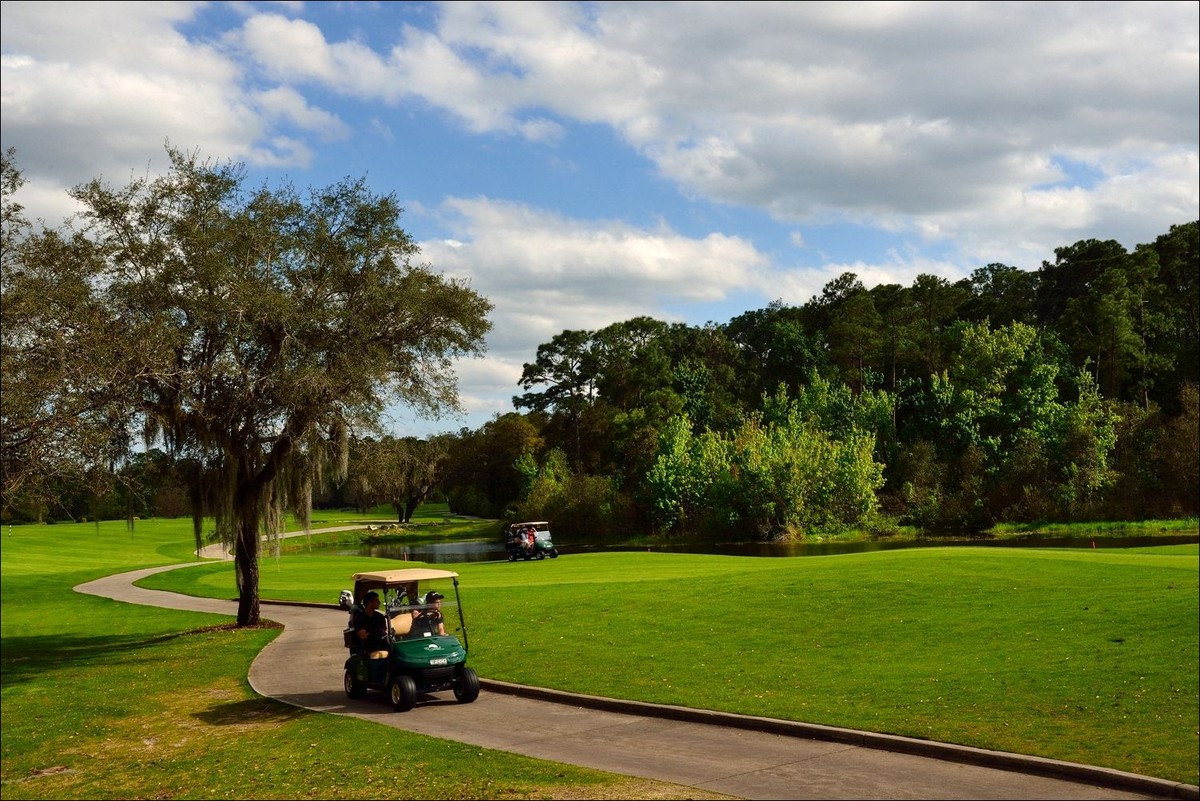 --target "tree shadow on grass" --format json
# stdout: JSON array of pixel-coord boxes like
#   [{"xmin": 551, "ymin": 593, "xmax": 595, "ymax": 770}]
[
  {"xmin": 1, "ymin": 622, "xmax": 281, "ymax": 687},
  {"xmin": 193, "ymin": 697, "xmax": 310, "ymax": 726}
]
